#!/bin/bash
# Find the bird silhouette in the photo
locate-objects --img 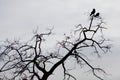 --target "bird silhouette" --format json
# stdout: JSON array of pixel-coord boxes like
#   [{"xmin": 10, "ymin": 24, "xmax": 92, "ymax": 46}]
[
  {"xmin": 90, "ymin": 8, "xmax": 96, "ymax": 16},
  {"xmin": 94, "ymin": 13, "xmax": 99, "ymax": 17}
]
